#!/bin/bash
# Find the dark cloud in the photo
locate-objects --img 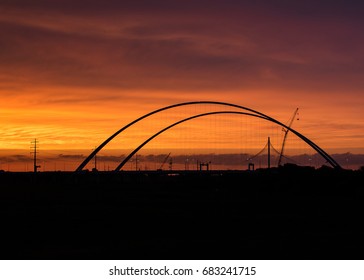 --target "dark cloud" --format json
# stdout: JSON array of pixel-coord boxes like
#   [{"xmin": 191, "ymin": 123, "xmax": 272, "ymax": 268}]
[
  {"xmin": 0, "ymin": 155, "xmax": 32, "ymax": 163},
  {"xmin": 2, "ymin": 1, "xmax": 364, "ymax": 16},
  {"xmin": 58, "ymin": 154, "xmax": 85, "ymax": 160}
]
